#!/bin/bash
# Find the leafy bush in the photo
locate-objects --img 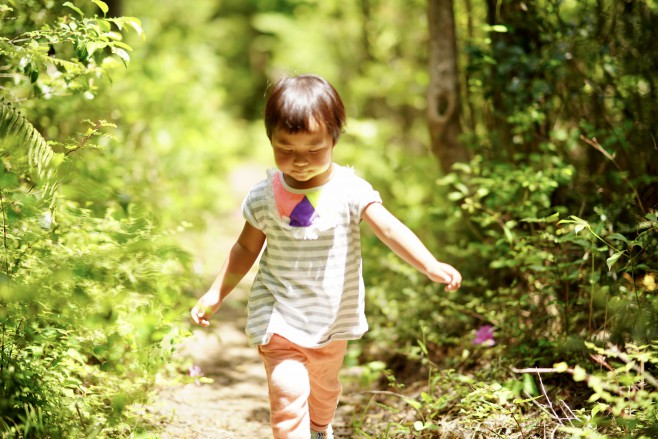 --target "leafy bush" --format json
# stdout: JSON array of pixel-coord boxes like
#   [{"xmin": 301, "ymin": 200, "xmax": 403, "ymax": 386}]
[
  {"xmin": 1, "ymin": 2, "xmax": 196, "ymax": 436},
  {"xmin": 357, "ymin": 143, "xmax": 657, "ymax": 436}
]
